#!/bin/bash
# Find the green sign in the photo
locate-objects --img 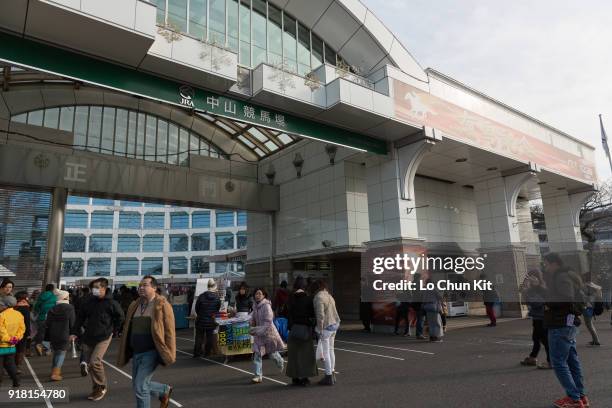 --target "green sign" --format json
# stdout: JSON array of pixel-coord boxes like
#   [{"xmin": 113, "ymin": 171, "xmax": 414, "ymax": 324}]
[{"xmin": 0, "ymin": 32, "xmax": 387, "ymax": 155}]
